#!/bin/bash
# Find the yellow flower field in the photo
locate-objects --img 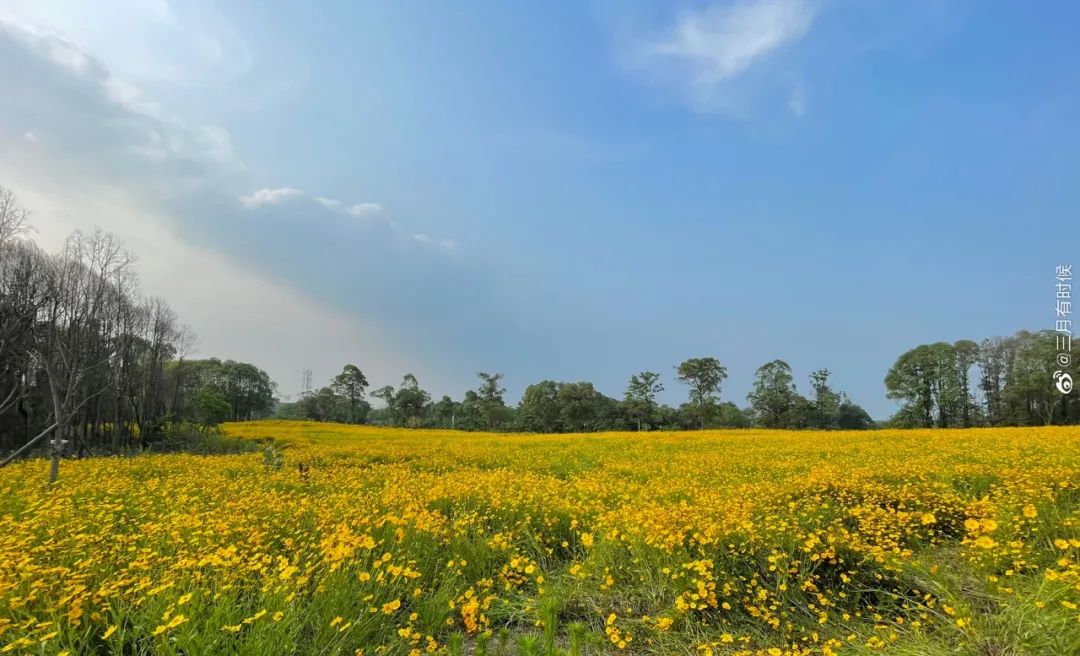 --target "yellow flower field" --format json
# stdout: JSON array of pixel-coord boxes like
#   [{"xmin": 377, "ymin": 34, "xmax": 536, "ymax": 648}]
[{"xmin": 1, "ymin": 422, "xmax": 1079, "ymax": 655}]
